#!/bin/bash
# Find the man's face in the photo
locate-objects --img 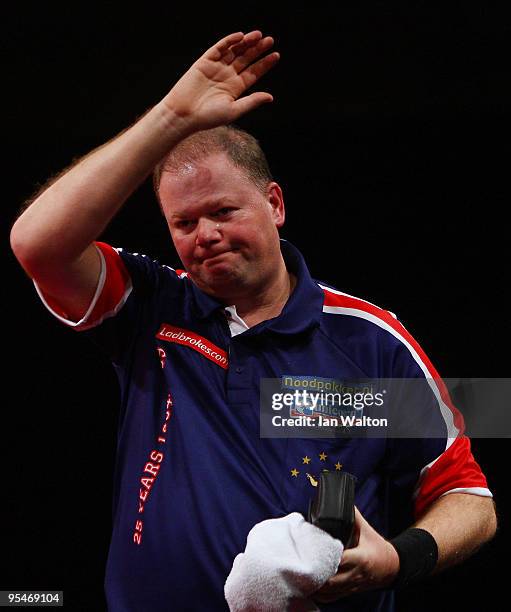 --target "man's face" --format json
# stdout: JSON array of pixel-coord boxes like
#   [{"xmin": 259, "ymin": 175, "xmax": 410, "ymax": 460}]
[{"xmin": 158, "ymin": 153, "xmax": 285, "ymax": 299}]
